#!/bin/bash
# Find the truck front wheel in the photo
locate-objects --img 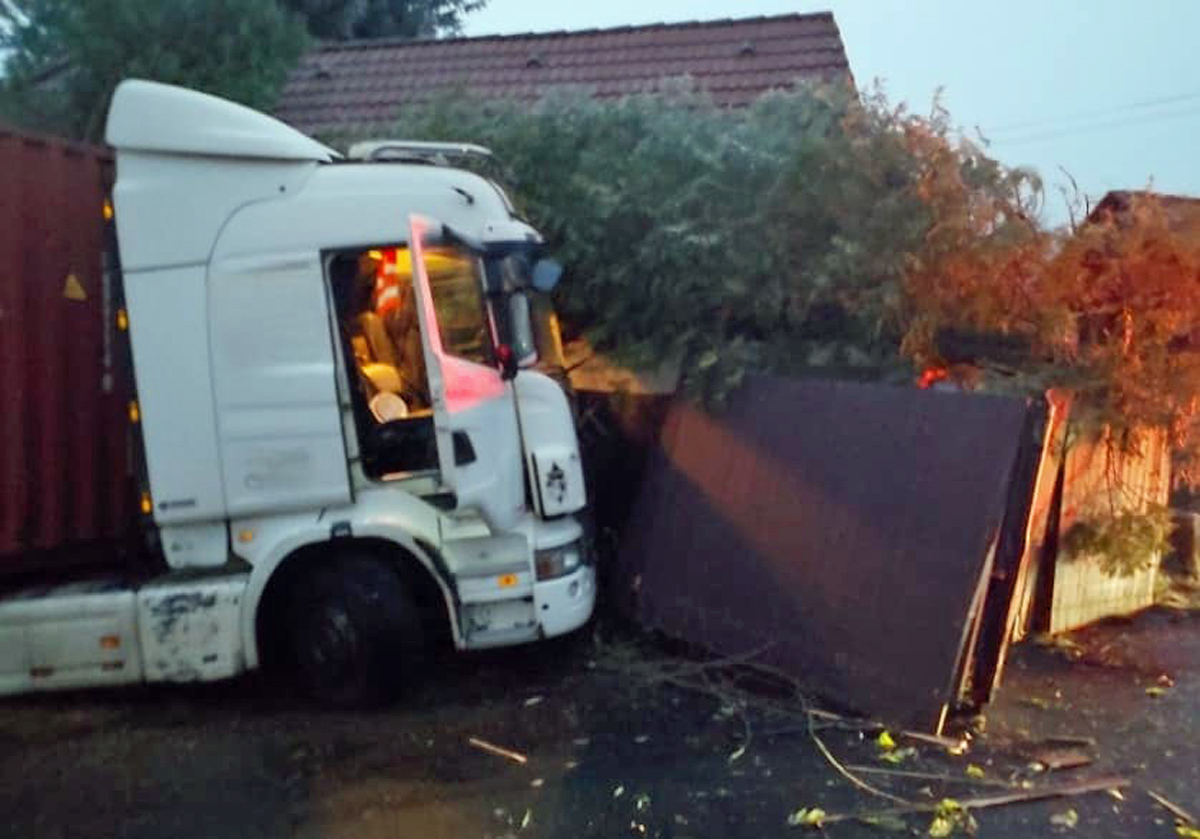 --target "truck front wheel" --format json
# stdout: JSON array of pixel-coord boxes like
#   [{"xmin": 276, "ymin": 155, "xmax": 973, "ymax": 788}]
[{"xmin": 286, "ymin": 553, "xmax": 424, "ymax": 707}]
